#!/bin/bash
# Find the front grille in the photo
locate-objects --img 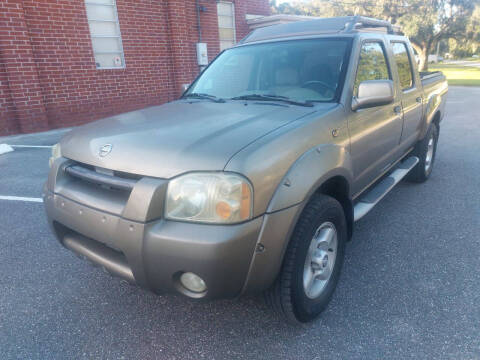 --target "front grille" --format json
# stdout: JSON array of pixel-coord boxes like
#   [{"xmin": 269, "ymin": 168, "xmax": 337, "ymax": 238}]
[{"xmin": 64, "ymin": 162, "xmax": 141, "ymax": 192}]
